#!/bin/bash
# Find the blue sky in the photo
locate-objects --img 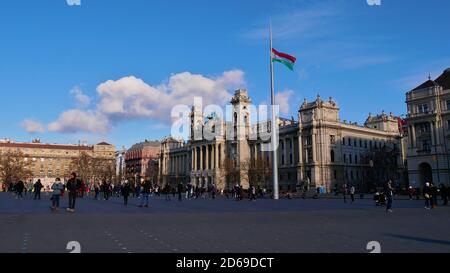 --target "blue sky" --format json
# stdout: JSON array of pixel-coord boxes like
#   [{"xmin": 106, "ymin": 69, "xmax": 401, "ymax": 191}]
[{"xmin": 1, "ymin": 0, "xmax": 449, "ymax": 149}]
